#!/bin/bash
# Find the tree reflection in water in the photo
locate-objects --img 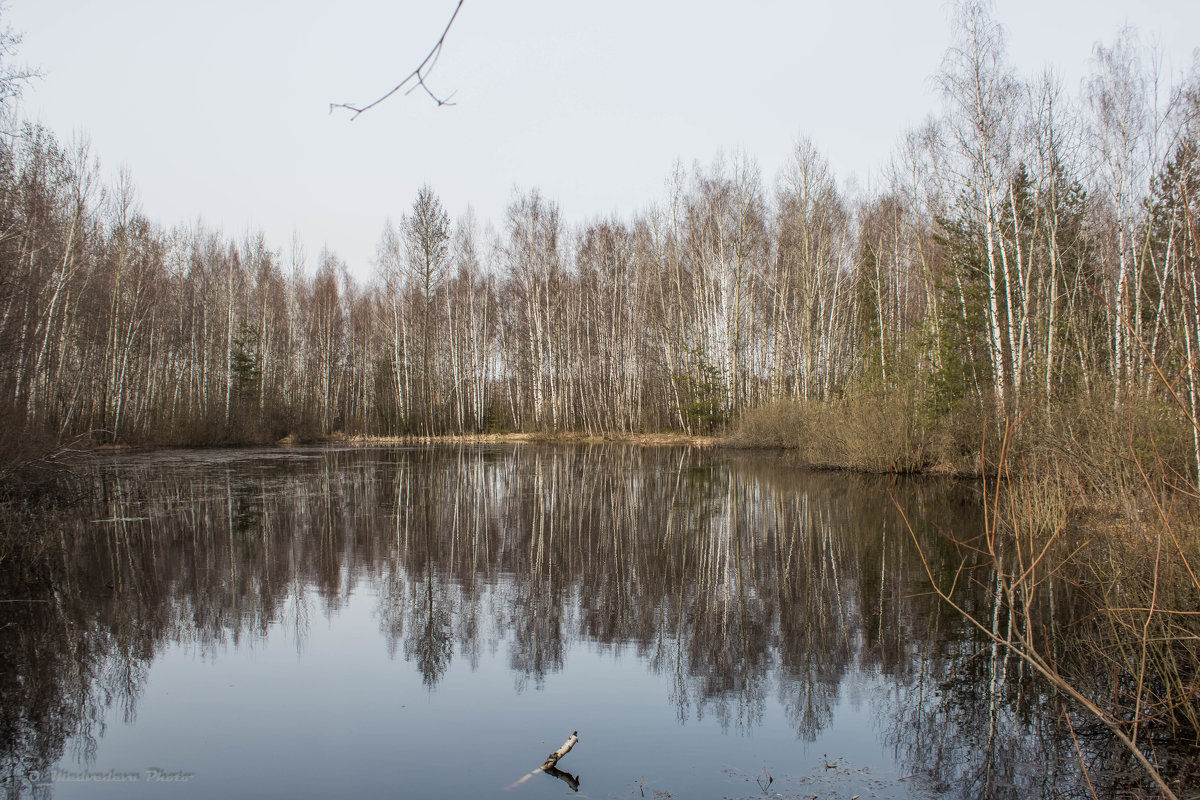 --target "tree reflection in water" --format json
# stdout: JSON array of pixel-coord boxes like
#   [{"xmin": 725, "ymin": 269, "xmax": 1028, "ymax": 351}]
[{"xmin": 0, "ymin": 445, "xmax": 1191, "ymax": 798}]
